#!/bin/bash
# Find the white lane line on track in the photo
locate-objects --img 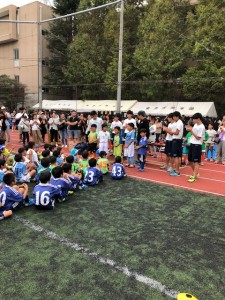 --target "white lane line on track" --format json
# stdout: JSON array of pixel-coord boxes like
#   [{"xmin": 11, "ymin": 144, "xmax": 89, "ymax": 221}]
[
  {"xmin": 14, "ymin": 216, "xmax": 179, "ymax": 299},
  {"xmin": 128, "ymin": 174, "xmax": 225, "ymax": 197}
]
